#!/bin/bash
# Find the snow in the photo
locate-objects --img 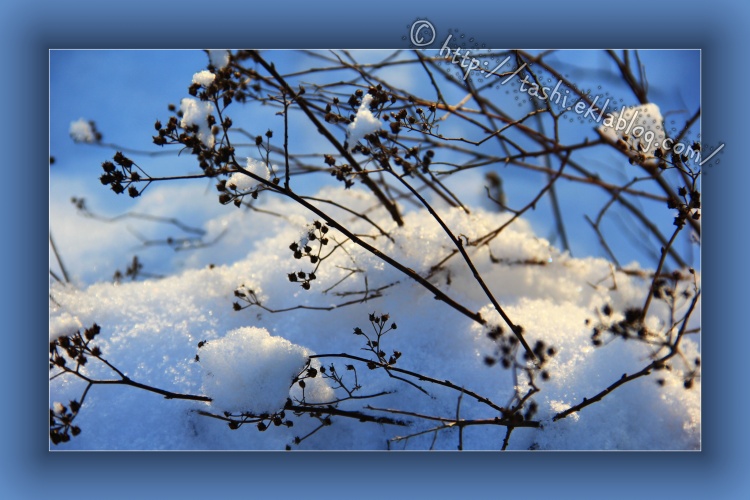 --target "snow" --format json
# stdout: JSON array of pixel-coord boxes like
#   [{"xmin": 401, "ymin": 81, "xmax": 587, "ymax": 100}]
[
  {"xmin": 192, "ymin": 70, "xmax": 216, "ymax": 87},
  {"xmin": 208, "ymin": 49, "xmax": 230, "ymax": 69},
  {"xmin": 179, "ymin": 97, "xmax": 215, "ymax": 148},
  {"xmin": 227, "ymin": 158, "xmax": 271, "ymax": 191},
  {"xmin": 68, "ymin": 118, "xmax": 95, "ymax": 143},
  {"xmin": 200, "ymin": 327, "xmax": 309, "ymax": 414},
  {"xmin": 49, "ymin": 312, "xmax": 82, "ymax": 342},
  {"xmin": 597, "ymin": 103, "xmax": 665, "ymax": 155},
  {"xmin": 346, "ymin": 93, "xmax": 381, "ymax": 152},
  {"xmin": 49, "ymin": 186, "xmax": 700, "ymax": 450}
]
